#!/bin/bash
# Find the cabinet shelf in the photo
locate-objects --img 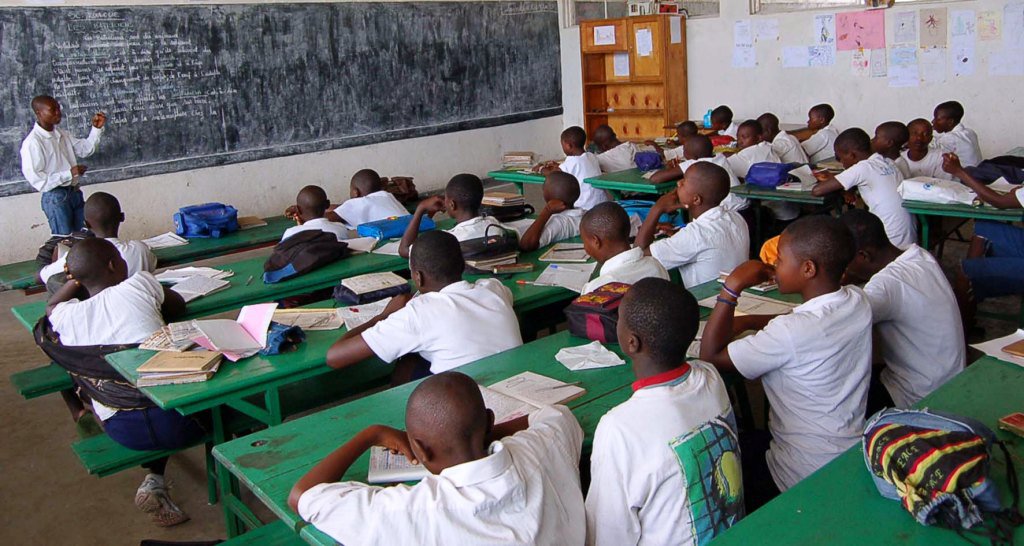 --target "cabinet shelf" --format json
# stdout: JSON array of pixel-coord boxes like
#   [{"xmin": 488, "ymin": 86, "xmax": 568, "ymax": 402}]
[{"xmin": 585, "ymin": 110, "xmax": 665, "ymax": 116}]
